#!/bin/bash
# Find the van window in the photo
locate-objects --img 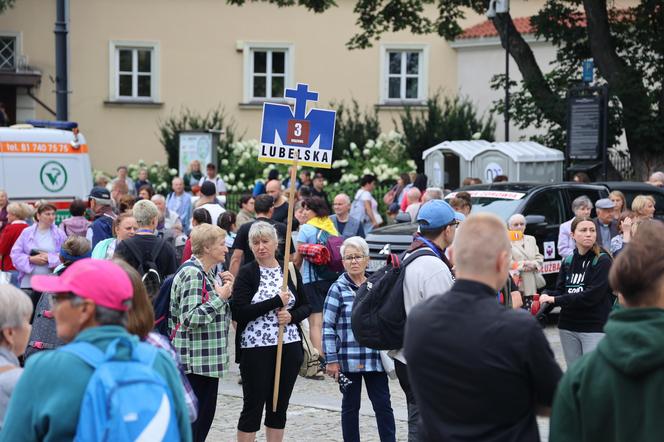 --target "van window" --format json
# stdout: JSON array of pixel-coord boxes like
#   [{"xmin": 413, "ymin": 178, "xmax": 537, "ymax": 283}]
[{"xmin": 523, "ymin": 191, "xmax": 564, "ymax": 225}]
